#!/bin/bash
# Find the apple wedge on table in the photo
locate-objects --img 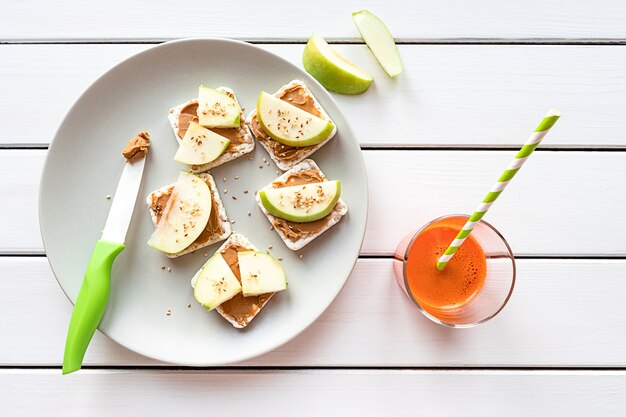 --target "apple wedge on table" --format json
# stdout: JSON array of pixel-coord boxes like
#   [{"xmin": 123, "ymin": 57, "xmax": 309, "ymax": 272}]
[
  {"xmin": 352, "ymin": 10, "xmax": 404, "ymax": 77},
  {"xmin": 303, "ymin": 33, "xmax": 373, "ymax": 95}
]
